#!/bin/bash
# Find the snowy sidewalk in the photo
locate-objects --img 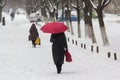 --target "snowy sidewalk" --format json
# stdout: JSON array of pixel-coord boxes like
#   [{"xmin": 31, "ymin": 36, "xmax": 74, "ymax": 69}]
[{"xmin": 0, "ymin": 14, "xmax": 120, "ymax": 80}]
